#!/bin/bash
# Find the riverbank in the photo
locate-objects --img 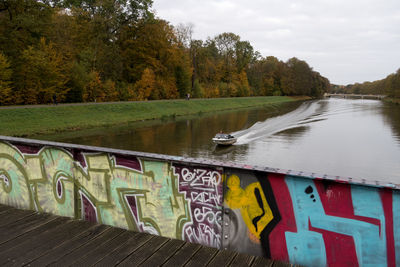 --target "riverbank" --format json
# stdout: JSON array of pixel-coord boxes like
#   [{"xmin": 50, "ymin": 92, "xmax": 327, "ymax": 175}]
[
  {"xmin": 0, "ymin": 96, "xmax": 310, "ymax": 137},
  {"xmin": 384, "ymin": 97, "xmax": 400, "ymax": 105}
]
